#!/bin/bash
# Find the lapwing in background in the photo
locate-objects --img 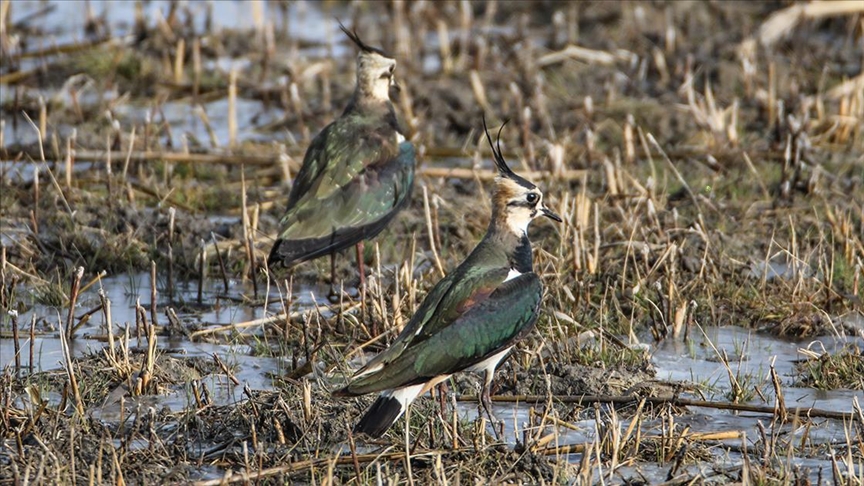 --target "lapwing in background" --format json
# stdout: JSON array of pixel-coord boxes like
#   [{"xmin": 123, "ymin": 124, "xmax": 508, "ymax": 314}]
[
  {"xmin": 334, "ymin": 116, "xmax": 562, "ymax": 438},
  {"xmin": 267, "ymin": 24, "xmax": 415, "ymax": 294}
]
